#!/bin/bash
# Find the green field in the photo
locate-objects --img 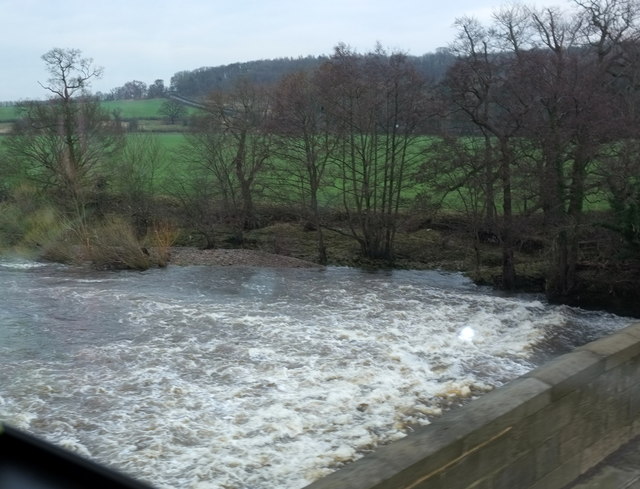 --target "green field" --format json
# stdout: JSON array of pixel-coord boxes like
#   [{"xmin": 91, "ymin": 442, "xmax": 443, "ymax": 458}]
[
  {"xmin": 0, "ymin": 98, "xmax": 200, "ymax": 136},
  {"xmin": 0, "ymin": 106, "xmax": 614, "ymax": 212},
  {"xmin": 0, "ymin": 105, "xmax": 20, "ymax": 122},
  {"xmin": 103, "ymin": 98, "xmax": 167, "ymax": 119},
  {"xmin": 0, "ymin": 98, "xmax": 201, "ymax": 123},
  {"xmin": 0, "ymin": 98, "xmax": 168, "ymax": 122},
  {"xmin": 145, "ymin": 132, "xmax": 186, "ymax": 150}
]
